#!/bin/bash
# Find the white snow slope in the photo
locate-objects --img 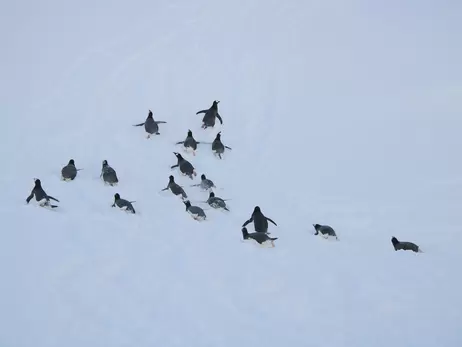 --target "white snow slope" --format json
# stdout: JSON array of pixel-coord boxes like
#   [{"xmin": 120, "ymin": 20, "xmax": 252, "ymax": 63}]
[{"xmin": 1, "ymin": 1, "xmax": 462, "ymax": 346}]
